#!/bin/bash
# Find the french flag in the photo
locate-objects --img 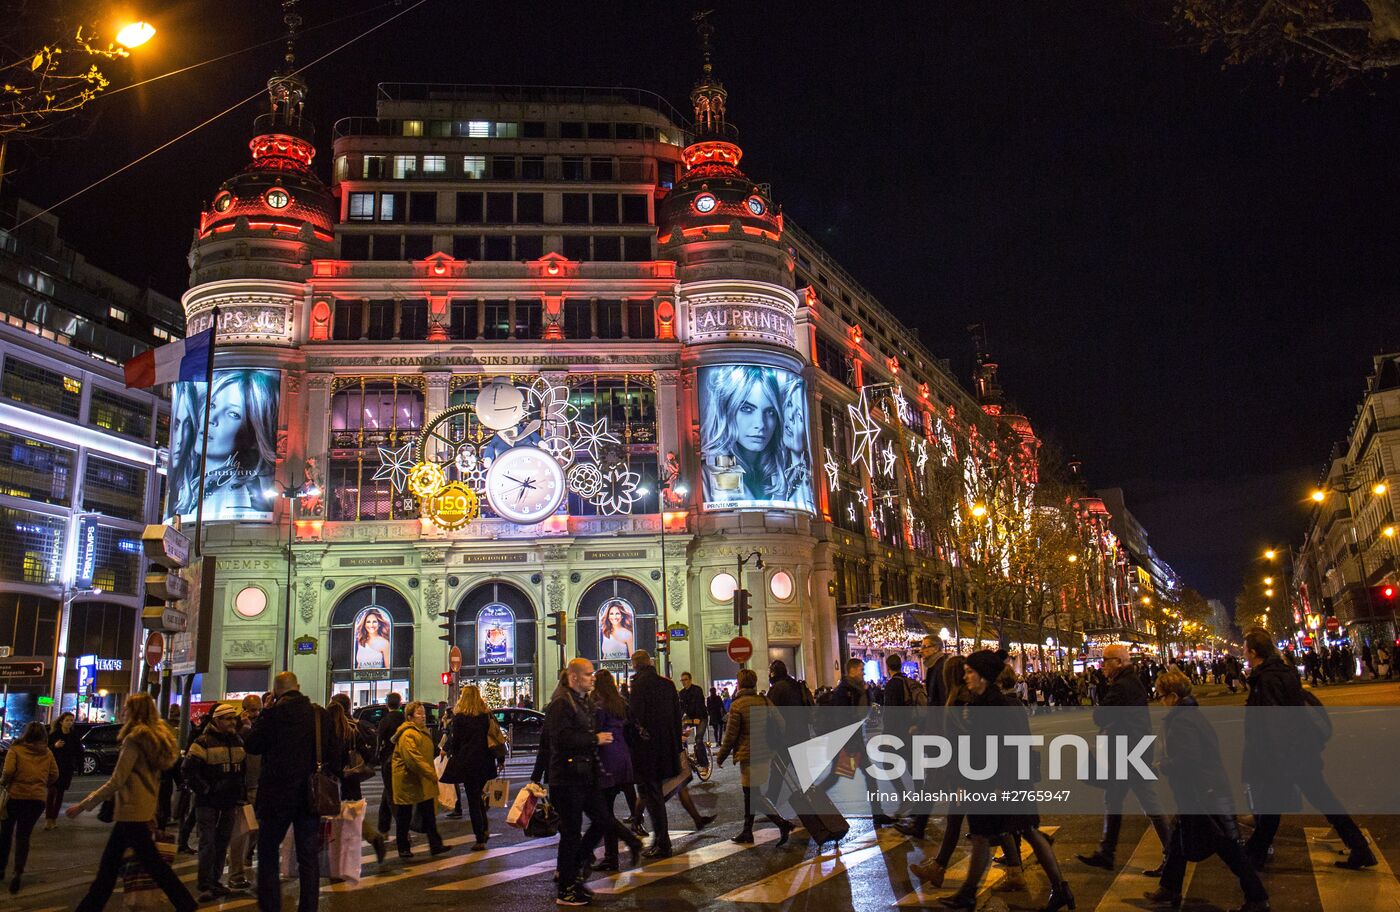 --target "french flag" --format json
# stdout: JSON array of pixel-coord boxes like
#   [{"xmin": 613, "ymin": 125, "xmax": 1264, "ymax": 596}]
[{"xmin": 123, "ymin": 328, "xmax": 215, "ymax": 389}]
